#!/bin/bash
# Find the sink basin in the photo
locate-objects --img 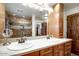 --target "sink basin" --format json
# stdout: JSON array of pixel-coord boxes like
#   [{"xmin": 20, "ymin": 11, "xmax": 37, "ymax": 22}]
[{"xmin": 6, "ymin": 42, "xmax": 32, "ymax": 51}]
